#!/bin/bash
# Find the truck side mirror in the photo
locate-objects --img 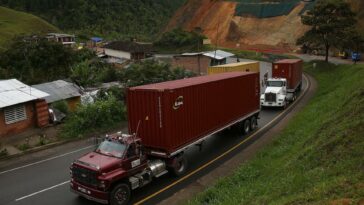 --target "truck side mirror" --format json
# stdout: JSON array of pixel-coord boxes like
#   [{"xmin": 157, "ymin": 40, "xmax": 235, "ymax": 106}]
[{"xmin": 94, "ymin": 136, "xmax": 104, "ymax": 146}]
